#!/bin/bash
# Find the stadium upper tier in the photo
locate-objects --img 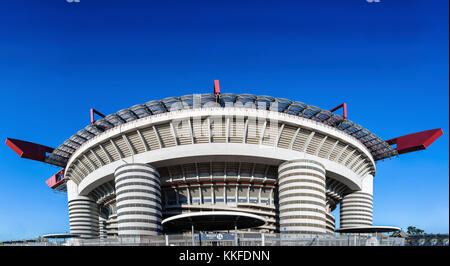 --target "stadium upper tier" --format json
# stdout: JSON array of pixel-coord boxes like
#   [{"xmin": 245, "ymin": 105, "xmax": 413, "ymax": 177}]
[{"xmin": 45, "ymin": 93, "xmax": 397, "ymax": 167}]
